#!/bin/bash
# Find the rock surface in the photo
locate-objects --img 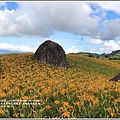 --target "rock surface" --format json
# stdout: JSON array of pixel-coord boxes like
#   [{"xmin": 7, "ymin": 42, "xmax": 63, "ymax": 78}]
[
  {"xmin": 109, "ymin": 73, "xmax": 120, "ymax": 82},
  {"xmin": 34, "ymin": 40, "xmax": 69, "ymax": 68}
]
